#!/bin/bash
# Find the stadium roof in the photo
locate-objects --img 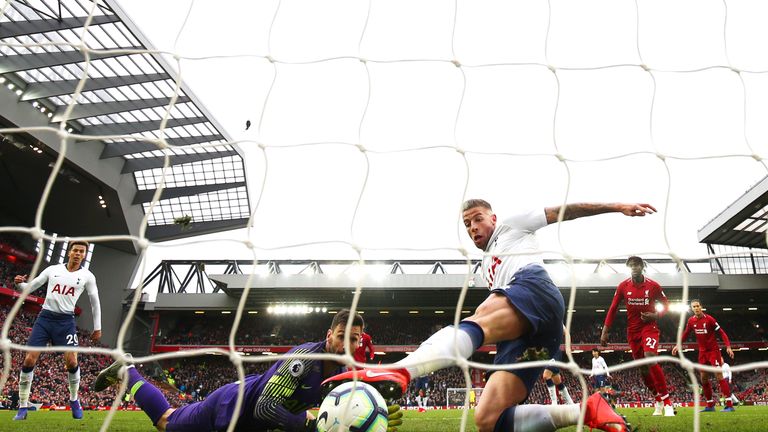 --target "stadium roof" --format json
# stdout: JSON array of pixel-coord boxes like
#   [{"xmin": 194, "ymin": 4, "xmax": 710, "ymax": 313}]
[
  {"xmin": 698, "ymin": 175, "xmax": 768, "ymax": 249},
  {"xmin": 0, "ymin": 0, "xmax": 250, "ymax": 249}
]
